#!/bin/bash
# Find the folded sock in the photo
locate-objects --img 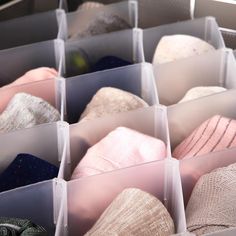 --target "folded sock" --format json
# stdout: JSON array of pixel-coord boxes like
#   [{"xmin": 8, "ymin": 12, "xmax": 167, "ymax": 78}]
[
  {"xmin": 0, "ymin": 93, "xmax": 60, "ymax": 133},
  {"xmin": 152, "ymin": 35, "xmax": 215, "ymax": 65},
  {"xmin": 91, "ymin": 56, "xmax": 131, "ymax": 72},
  {"xmin": 0, "ymin": 217, "xmax": 47, "ymax": 236},
  {"xmin": 79, "ymin": 87, "xmax": 148, "ymax": 122},
  {"xmin": 70, "ymin": 12, "xmax": 130, "ymax": 39},
  {"xmin": 173, "ymin": 115, "xmax": 236, "ymax": 159},
  {"xmin": 78, "ymin": 1, "xmax": 104, "ymax": 10},
  {"xmin": 71, "ymin": 127, "xmax": 166, "ymax": 179},
  {"xmin": 0, "ymin": 153, "xmax": 59, "ymax": 192},
  {"xmin": 85, "ymin": 188, "xmax": 175, "ymax": 236},
  {"xmin": 178, "ymin": 86, "xmax": 227, "ymax": 103},
  {"xmin": 186, "ymin": 163, "xmax": 236, "ymax": 235}
]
